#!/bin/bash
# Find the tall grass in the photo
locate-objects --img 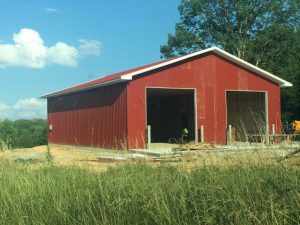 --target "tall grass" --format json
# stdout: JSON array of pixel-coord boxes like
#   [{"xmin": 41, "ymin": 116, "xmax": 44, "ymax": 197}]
[{"xmin": 0, "ymin": 161, "xmax": 299, "ymax": 225}]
